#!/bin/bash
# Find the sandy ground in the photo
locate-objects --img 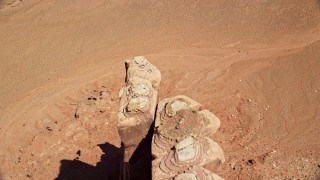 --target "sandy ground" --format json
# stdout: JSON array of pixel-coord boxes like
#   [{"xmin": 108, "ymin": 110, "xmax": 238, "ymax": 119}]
[{"xmin": 0, "ymin": 0, "xmax": 320, "ymax": 179}]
